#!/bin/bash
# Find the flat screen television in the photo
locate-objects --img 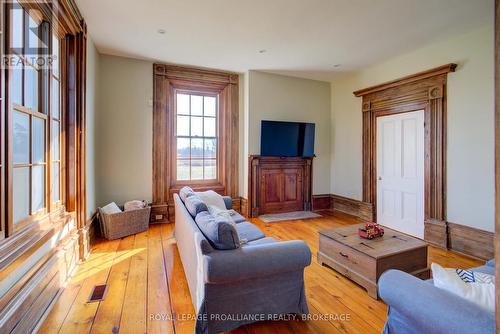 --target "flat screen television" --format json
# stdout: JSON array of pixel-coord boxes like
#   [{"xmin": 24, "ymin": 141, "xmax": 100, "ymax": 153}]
[{"xmin": 260, "ymin": 120, "xmax": 315, "ymax": 157}]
